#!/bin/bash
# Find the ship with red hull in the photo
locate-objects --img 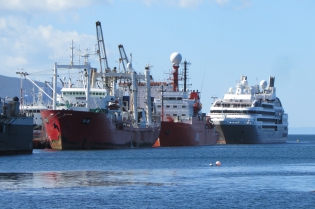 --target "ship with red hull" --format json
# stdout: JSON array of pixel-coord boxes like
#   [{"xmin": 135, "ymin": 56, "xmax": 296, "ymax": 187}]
[
  {"xmin": 41, "ymin": 109, "xmax": 159, "ymax": 149},
  {"xmin": 41, "ymin": 21, "xmax": 160, "ymax": 150},
  {"xmin": 153, "ymin": 52, "xmax": 219, "ymax": 147},
  {"xmin": 159, "ymin": 117, "xmax": 218, "ymax": 146}
]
